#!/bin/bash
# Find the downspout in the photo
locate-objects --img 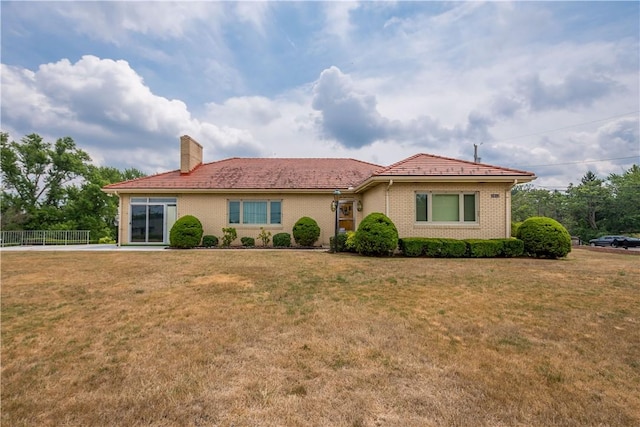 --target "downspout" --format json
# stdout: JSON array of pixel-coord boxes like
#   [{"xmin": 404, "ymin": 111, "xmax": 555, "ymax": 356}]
[
  {"xmin": 386, "ymin": 180, "xmax": 394, "ymax": 217},
  {"xmin": 506, "ymin": 180, "xmax": 518, "ymax": 238},
  {"xmin": 115, "ymin": 191, "xmax": 122, "ymax": 247}
]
